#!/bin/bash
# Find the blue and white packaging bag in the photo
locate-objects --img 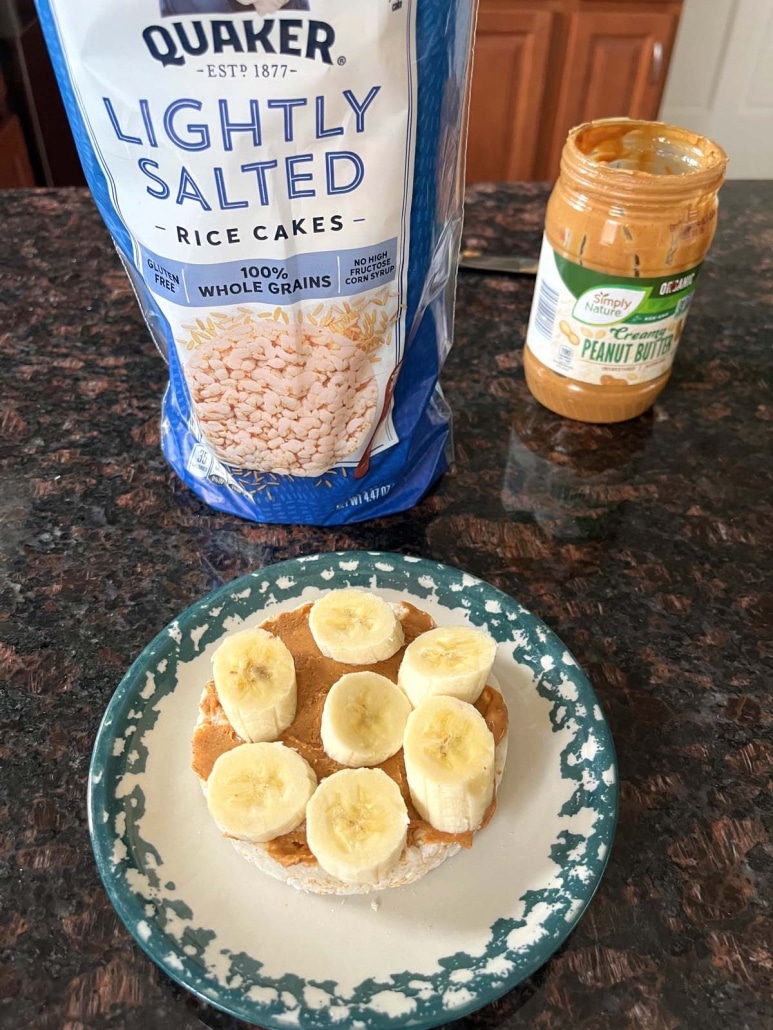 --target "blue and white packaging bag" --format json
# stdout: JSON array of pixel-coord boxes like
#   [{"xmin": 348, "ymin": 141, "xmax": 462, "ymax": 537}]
[{"xmin": 35, "ymin": 0, "xmax": 478, "ymax": 524}]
